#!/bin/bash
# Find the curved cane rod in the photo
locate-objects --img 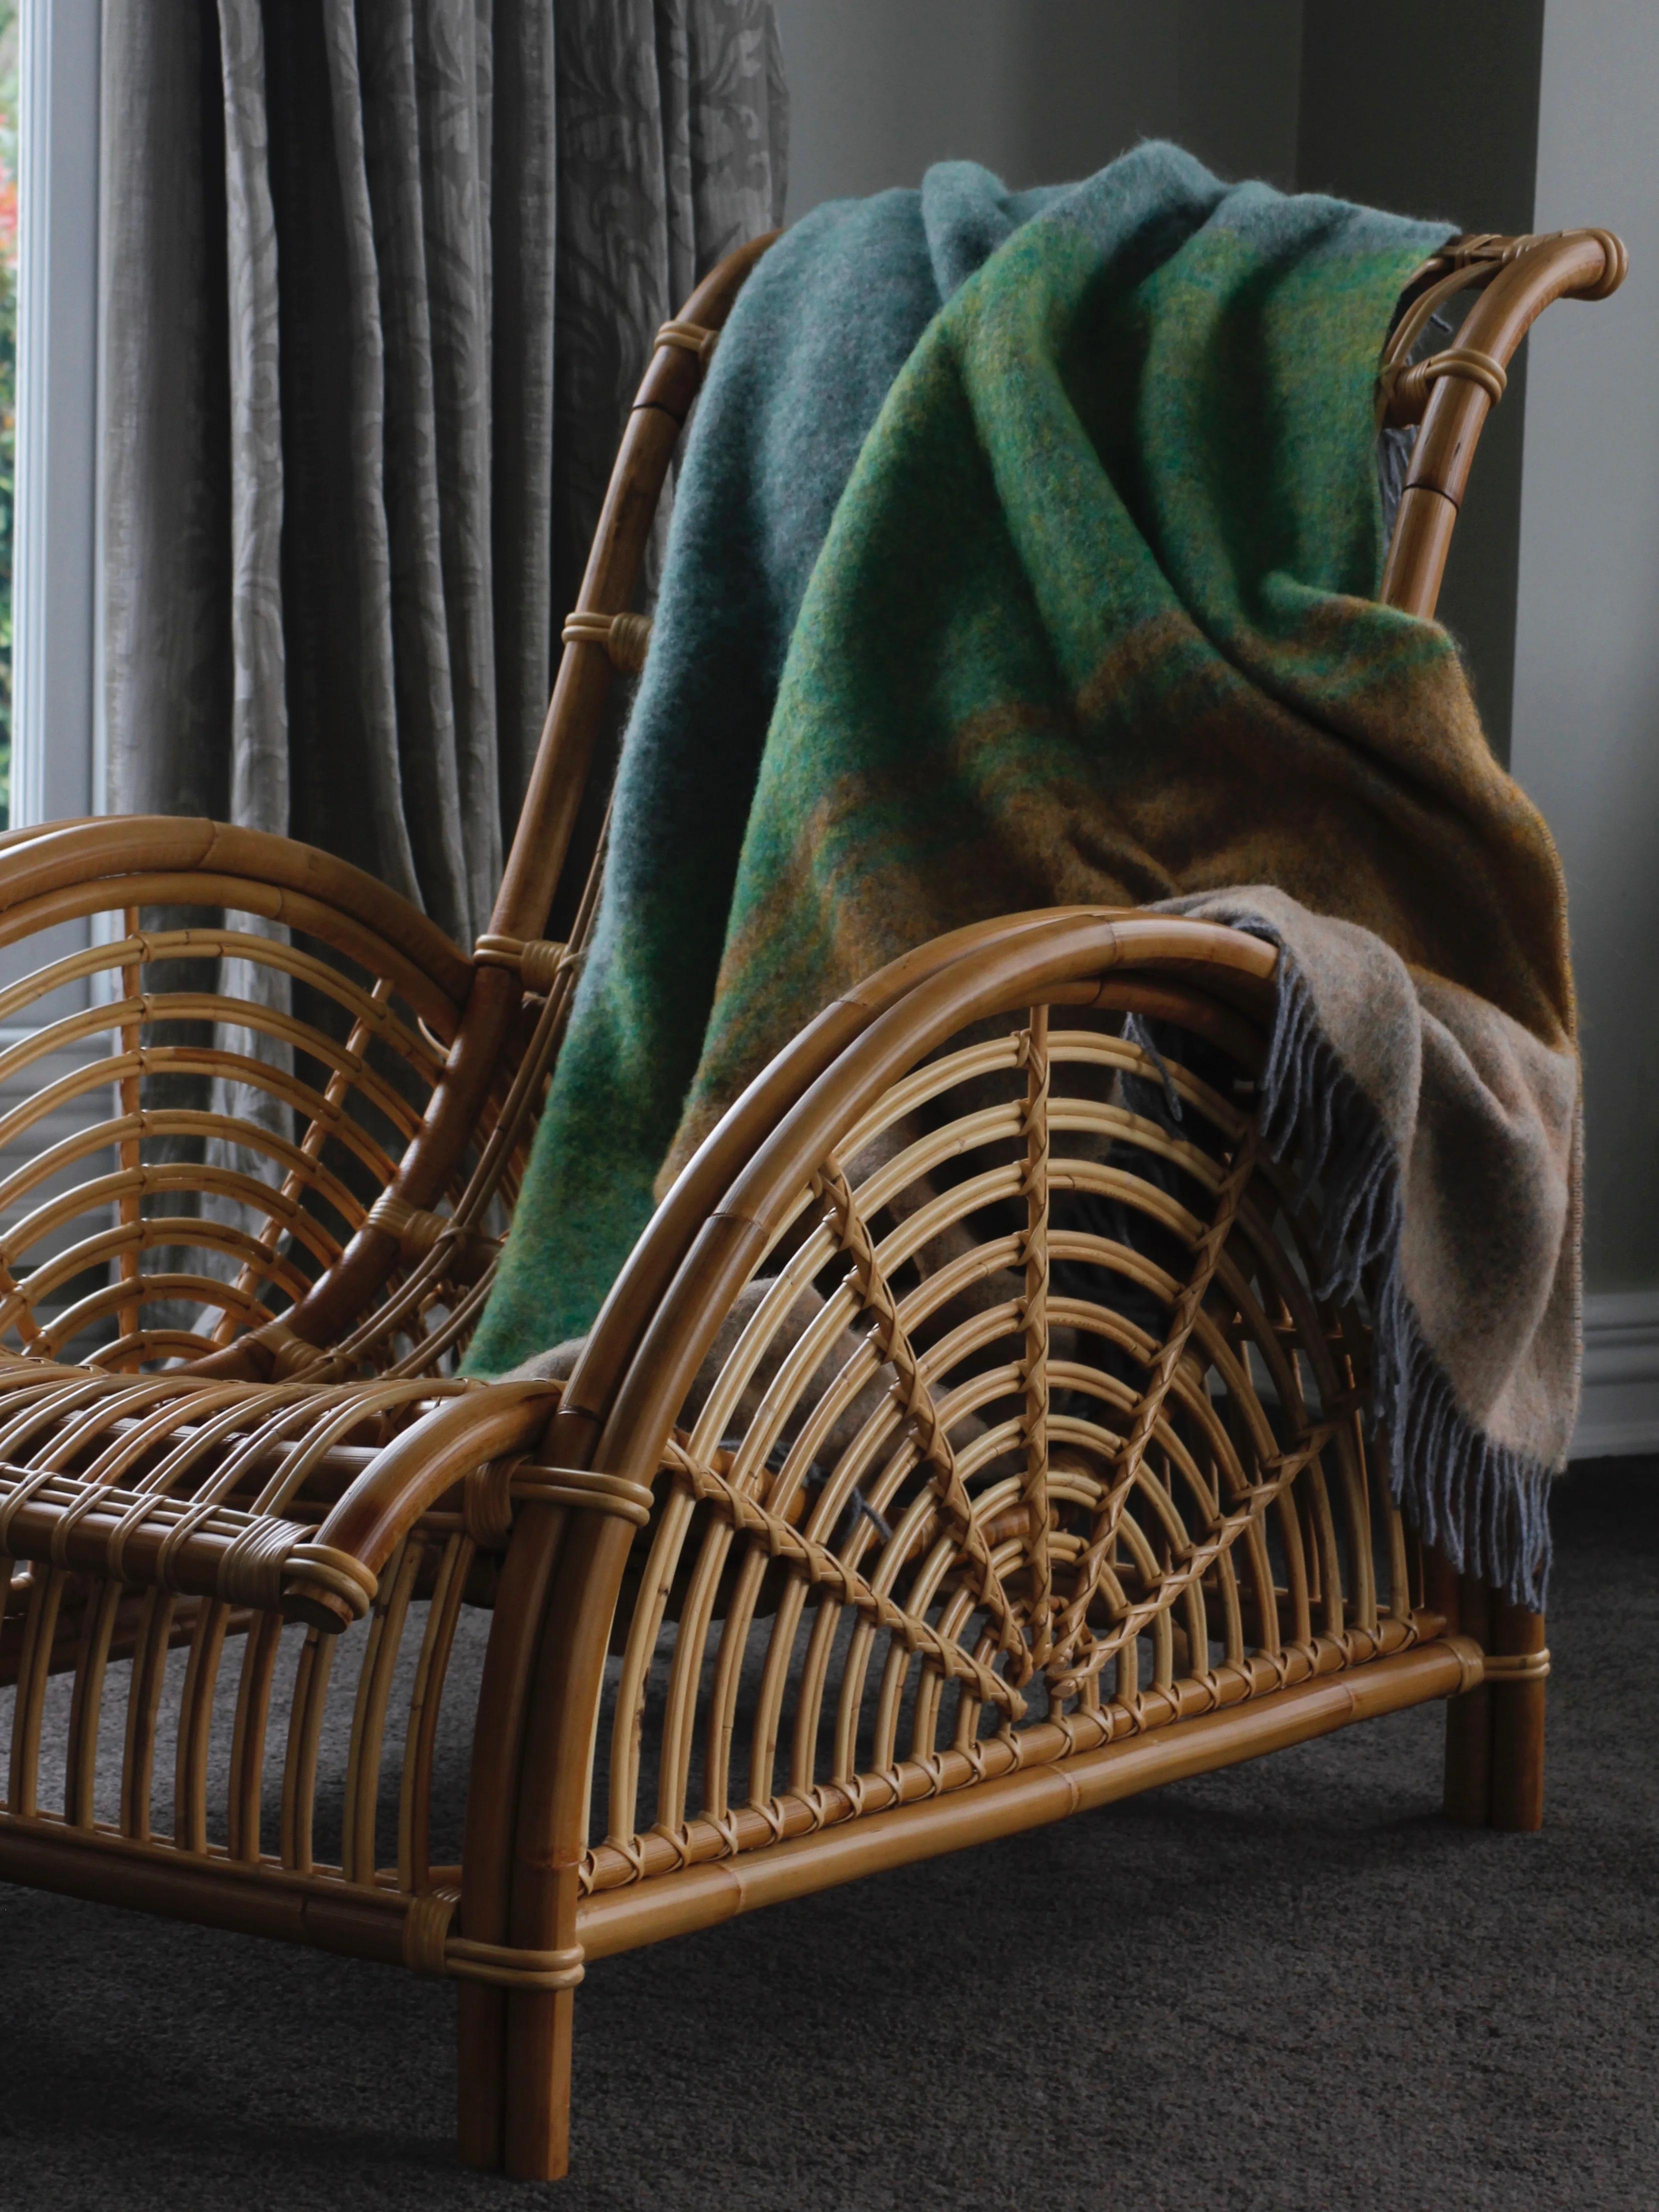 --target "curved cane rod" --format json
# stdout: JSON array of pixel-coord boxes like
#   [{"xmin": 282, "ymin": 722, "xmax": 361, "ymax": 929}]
[
  {"xmin": 323, "ymin": 798, "xmax": 619, "ymax": 1381},
  {"xmin": 491, "ymin": 228, "xmax": 780, "ymax": 945},
  {"xmin": 0, "ymin": 857, "xmax": 468, "ymax": 1033},
  {"xmin": 0, "ymin": 817, "xmax": 472, "ymax": 1004},
  {"xmin": 1381, "ymin": 226, "xmax": 1626, "ymax": 616},
  {"xmin": 284, "ymin": 1382, "xmax": 562, "ymax": 1629}
]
